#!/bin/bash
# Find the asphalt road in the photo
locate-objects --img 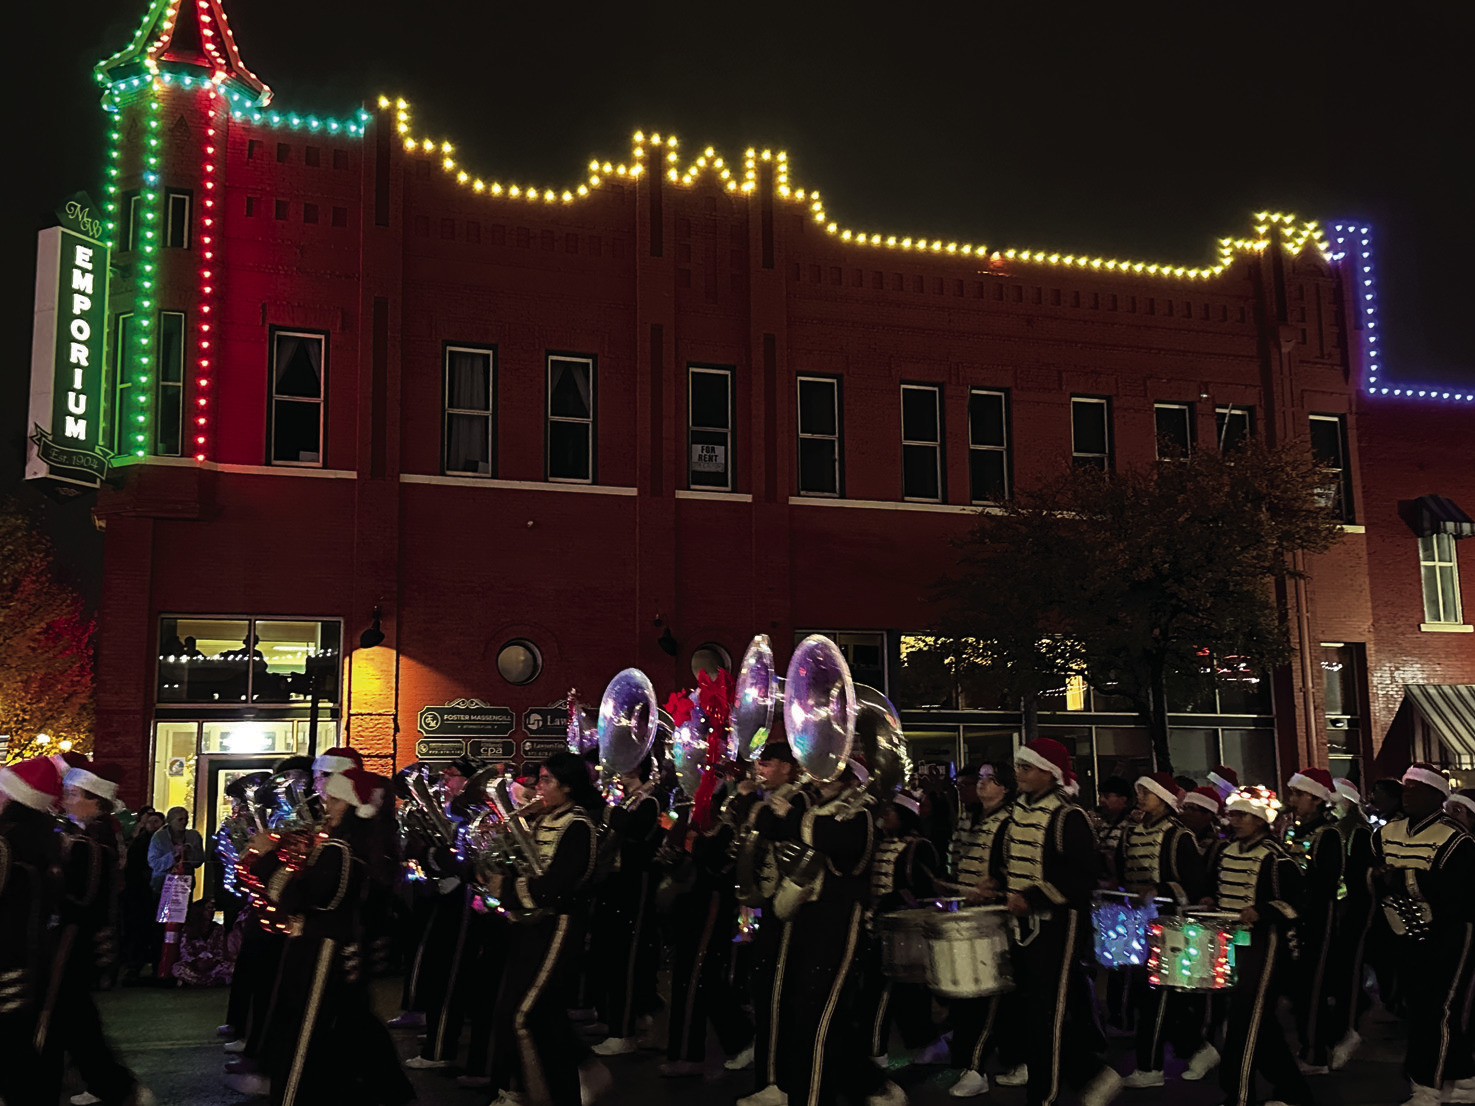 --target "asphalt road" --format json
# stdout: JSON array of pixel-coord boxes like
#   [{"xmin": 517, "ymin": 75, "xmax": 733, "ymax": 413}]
[{"xmin": 78, "ymin": 976, "xmax": 1412, "ymax": 1105}]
